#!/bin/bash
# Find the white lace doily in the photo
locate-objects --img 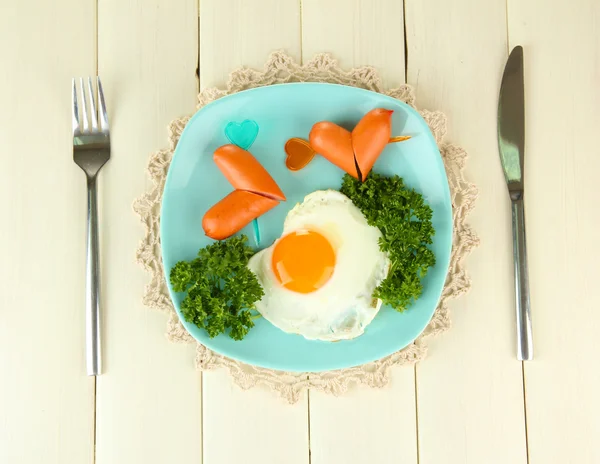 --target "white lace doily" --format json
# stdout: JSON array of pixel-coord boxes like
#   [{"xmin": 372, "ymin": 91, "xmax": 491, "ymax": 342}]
[{"xmin": 133, "ymin": 51, "xmax": 479, "ymax": 404}]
